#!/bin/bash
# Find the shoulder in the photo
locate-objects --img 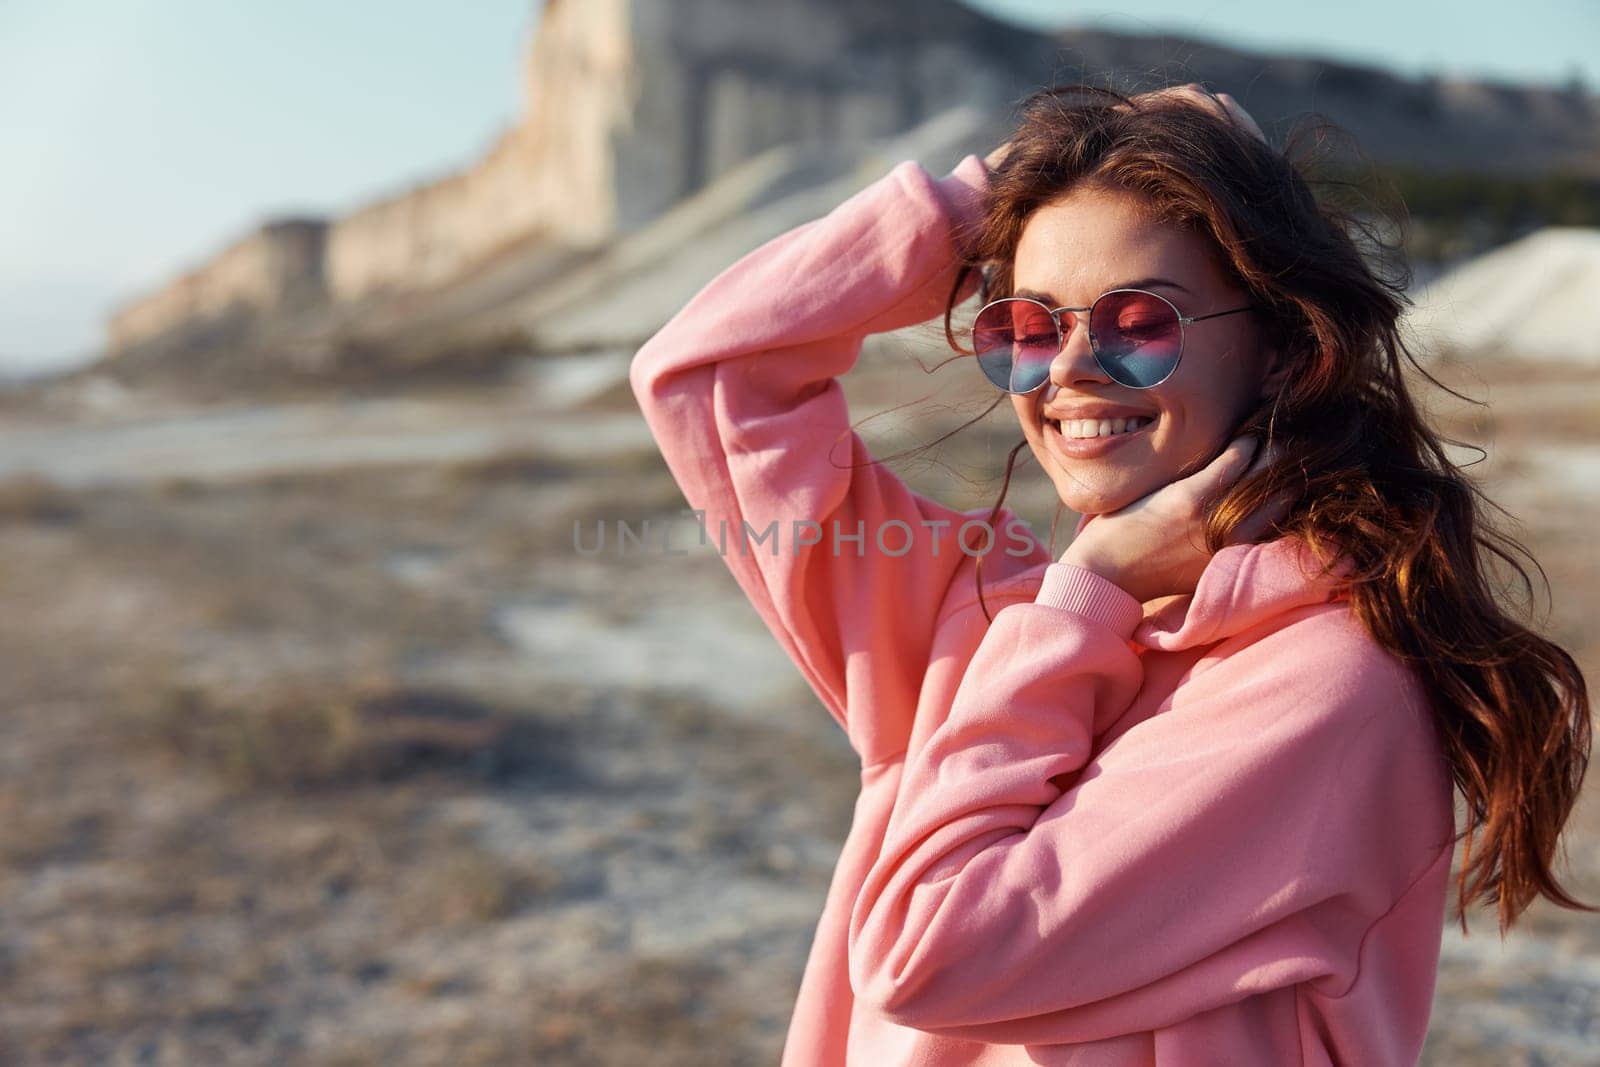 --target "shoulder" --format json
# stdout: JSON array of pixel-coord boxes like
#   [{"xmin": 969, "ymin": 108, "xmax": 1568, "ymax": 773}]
[
  {"xmin": 1165, "ymin": 599, "xmax": 1438, "ymax": 783},
  {"xmin": 1112, "ymin": 631, "xmax": 1455, "ymax": 925},
  {"xmin": 1216, "ymin": 597, "xmax": 1429, "ymax": 721},
  {"xmin": 1146, "ymin": 602, "xmax": 1455, "ymax": 864}
]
